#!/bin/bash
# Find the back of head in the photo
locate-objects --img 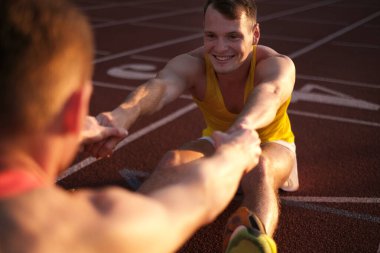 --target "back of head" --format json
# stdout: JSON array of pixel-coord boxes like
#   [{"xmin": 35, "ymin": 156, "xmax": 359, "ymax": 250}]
[
  {"xmin": 0, "ymin": 0, "xmax": 93, "ymax": 139},
  {"xmin": 203, "ymin": 0, "xmax": 257, "ymax": 22}
]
